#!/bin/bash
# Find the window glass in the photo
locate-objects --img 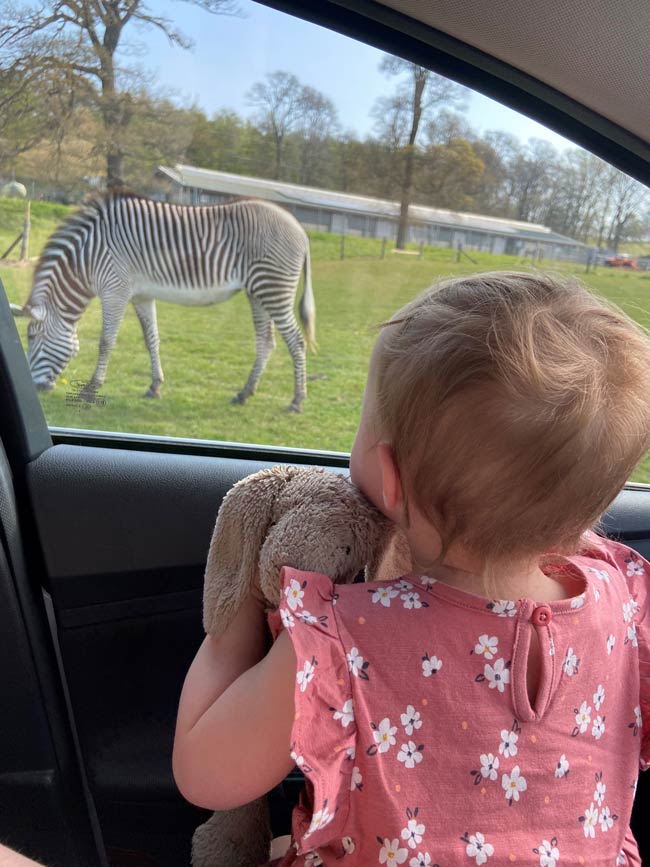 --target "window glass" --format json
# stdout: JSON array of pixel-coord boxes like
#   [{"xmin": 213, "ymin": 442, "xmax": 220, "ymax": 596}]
[{"xmin": 1, "ymin": 0, "xmax": 649, "ymax": 482}]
